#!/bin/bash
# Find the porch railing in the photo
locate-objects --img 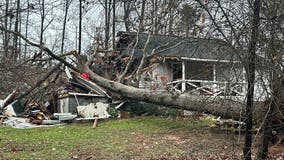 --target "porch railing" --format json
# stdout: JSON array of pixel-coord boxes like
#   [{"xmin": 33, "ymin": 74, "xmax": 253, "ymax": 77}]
[{"xmin": 167, "ymin": 79, "xmax": 246, "ymax": 97}]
